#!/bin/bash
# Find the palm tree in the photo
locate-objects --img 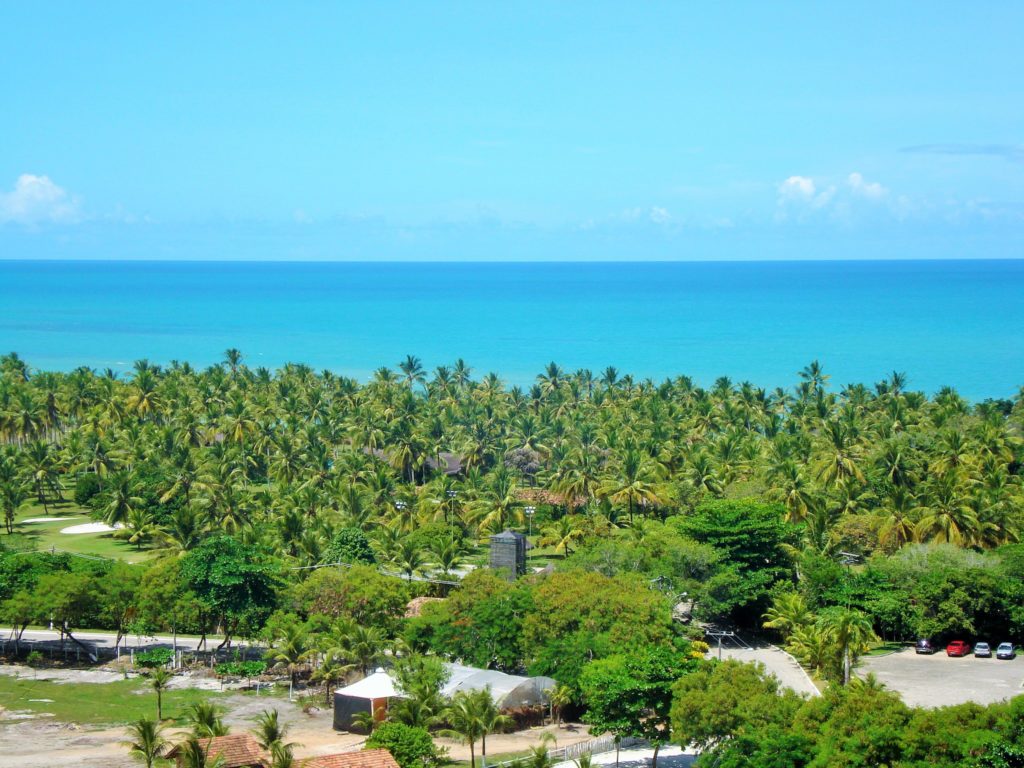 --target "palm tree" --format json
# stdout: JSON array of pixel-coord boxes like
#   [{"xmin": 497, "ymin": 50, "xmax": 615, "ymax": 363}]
[
  {"xmin": 398, "ymin": 355, "xmax": 426, "ymax": 390},
  {"xmin": 122, "ymin": 717, "xmax": 168, "ymax": 768},
  {"xmin": 254, "ymin": 709, "xmax": 287, "ymax": 750},
  {"xmin": 817, "ymin": 607, "xmax": 877, "ymax": 685},
  {"xmin": 186, "ymin": 701, "xmax": 229, "ymax": 738},
  {"xmin": 0, "ymin": 479, "xmax": 28, "ymax": 534},
  {"xmin": 546, "ymin": 684, "xmax": 572, "ymax": 727},
  {"xmin": 174, "ymin": 736, "xmax": 227, "ymax": 768},
  {"xmin": 264, "ymin": 624, "xmax": 310, "ymax": 698},
  {"xmin": 762, "ymin": 592, "xmax": 812, "ymax": 639},
  {"xmin": 475, "ymin": 687, "xmax": 514, "ymax": 767},
  {"xmin": 270, "ymin": 742, "xmax": 295, "ymax": 768},
  {"xmin": 538, "ymin": 516, "xmax": 585, "ymax": 557},
  {"xmin": 253, "ymin": 709, "xmax": 300, "ymax": 758},
  {"xmin": 392, "ymin": 537, "xmax": 427, "ymax": 582},
  {"xmin": 443, "ymin": 690, "xmax": 485, "ymax": 768},
  {"xmin": 150, "ymin": 666, "xmax": 173, "ymax": 720},
  {"xmin": 310, "ymin": 650, "xmax": 354, "ymax": 705},
  {"xmin": 597, "ymin": 448, "xmax": 662, "ymax": 522},
  {"xmin": 348, "ymin": 626, "xmax": 387, "ymax": 675},
  {"xmin": 103, "ymin": 471, "xmax": 145, "ymax": 527}
]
